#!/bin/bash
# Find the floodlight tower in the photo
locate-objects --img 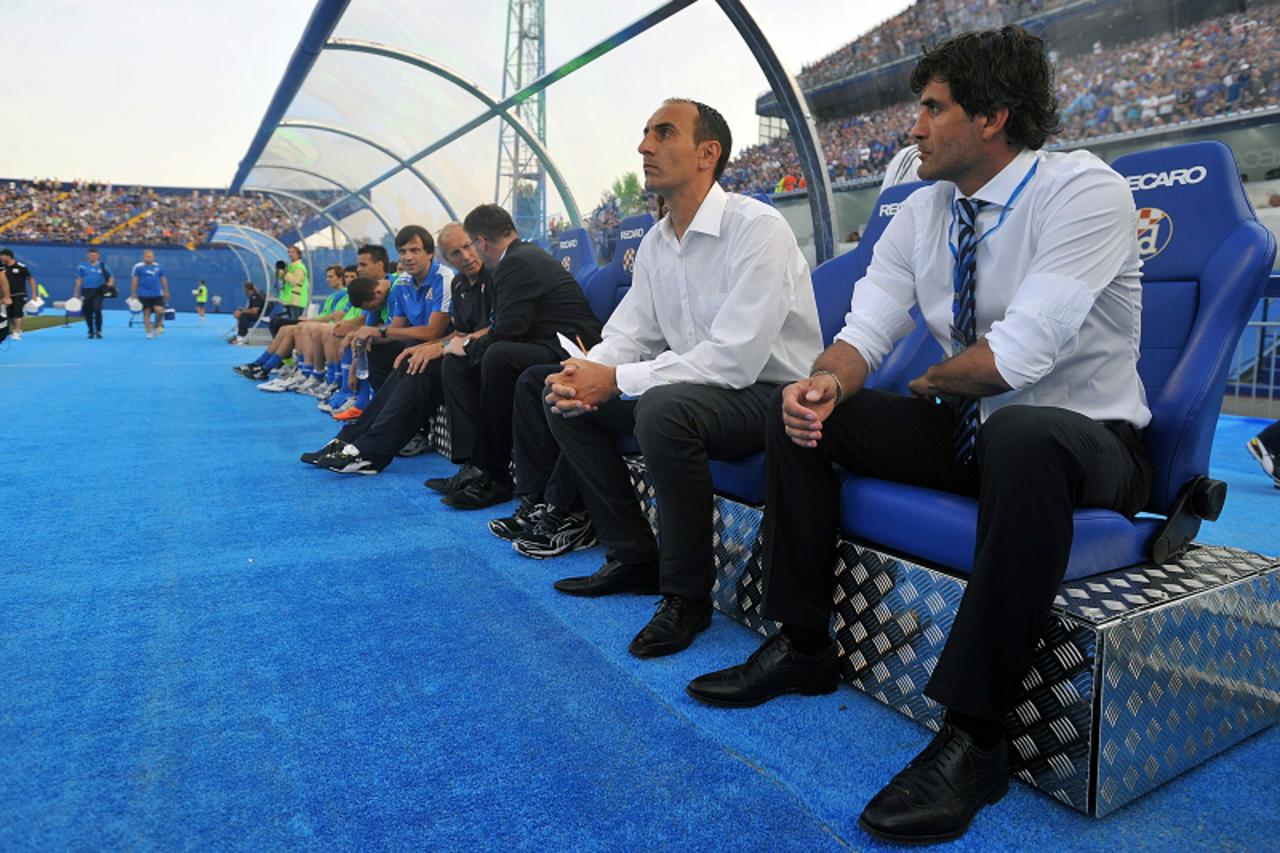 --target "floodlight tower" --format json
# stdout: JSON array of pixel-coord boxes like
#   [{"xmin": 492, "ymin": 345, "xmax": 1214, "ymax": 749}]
[{"xmin": 494, "ymin": 0, "xmax": 547, "ymax": 242}]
